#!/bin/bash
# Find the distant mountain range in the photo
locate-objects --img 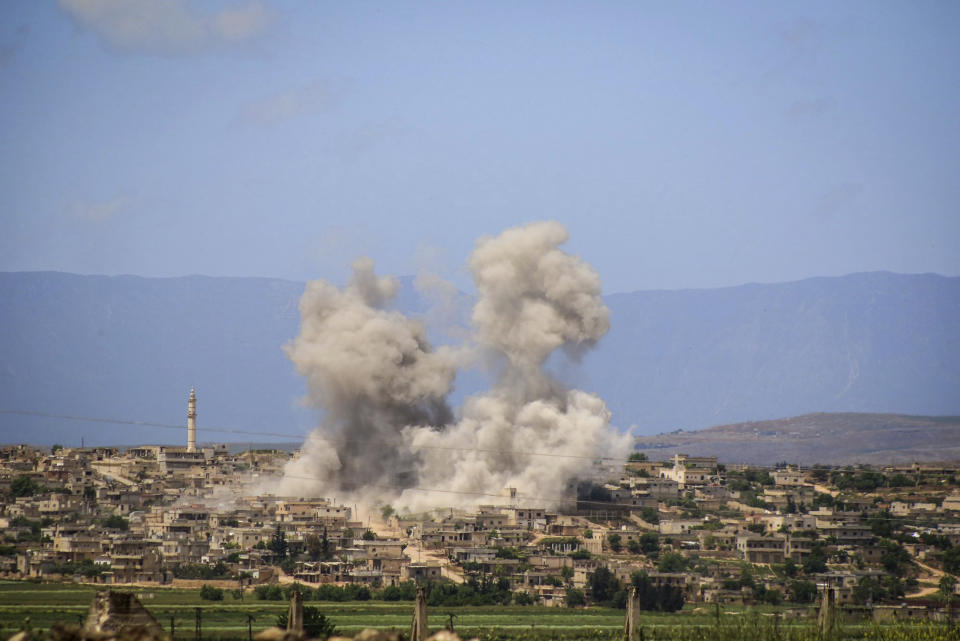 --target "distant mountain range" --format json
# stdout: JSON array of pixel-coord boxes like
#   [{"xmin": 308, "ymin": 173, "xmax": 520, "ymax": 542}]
[
  {"xmin": 633, "ymin": 412, "xmax": 960, "ymax": 465},
  {"xmin": 0, "ymin": 271, "xmax": 957, "ymax": 449}
]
